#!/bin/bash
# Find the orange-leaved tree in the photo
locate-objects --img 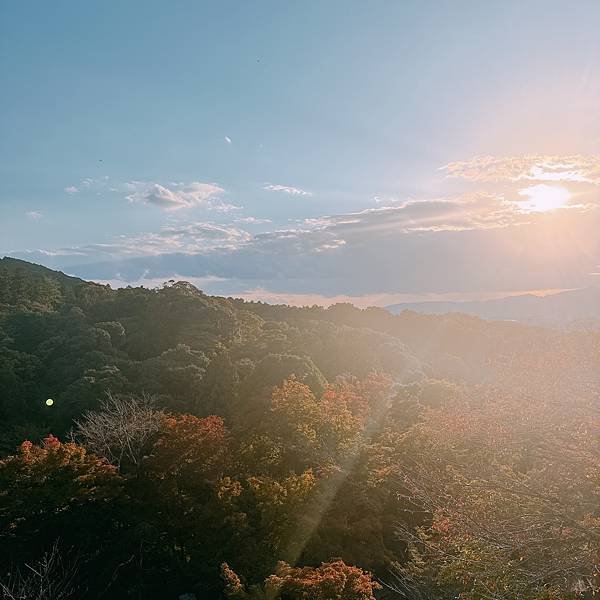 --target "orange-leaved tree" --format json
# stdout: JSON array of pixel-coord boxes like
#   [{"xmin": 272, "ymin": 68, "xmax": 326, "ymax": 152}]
[
  {"xmin": 0, "ymin": 435, "xmax": 124, "ymax": 591},
  {"xmin": 221, "ymin": 559, "xmax": 382, "ymax": 600}
]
